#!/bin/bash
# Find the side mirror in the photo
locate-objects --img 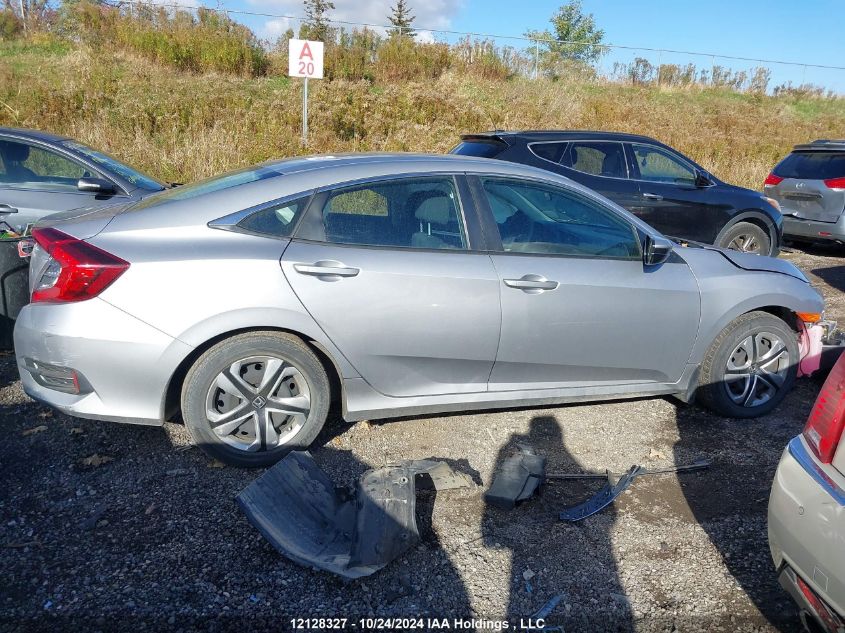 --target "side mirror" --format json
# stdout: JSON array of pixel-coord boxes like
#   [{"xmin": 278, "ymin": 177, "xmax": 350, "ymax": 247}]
[
  {"xmin": 644, "ymin": 235, "xmax": 674, "ymax": 266},
  {"xmin": 695, "ymin": 170, "xmax": 713, "ymax": 188},
  {"xmin": 77, "ymin": 177, "xmax": 116, "ymax": 195}
]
